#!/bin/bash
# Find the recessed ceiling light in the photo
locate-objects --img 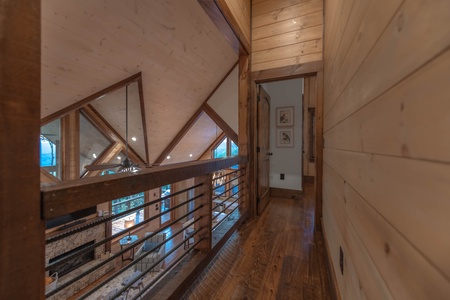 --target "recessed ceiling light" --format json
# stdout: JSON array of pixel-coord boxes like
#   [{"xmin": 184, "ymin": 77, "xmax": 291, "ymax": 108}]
[
  {"xmin": 93, "ymin": 153, "xmax": 97, "ymax": 158},
  {"xmin": 189, "ymin": 154, "xmax": 193, "ymax": 157},
  {"xmin": 166, "ymin": 156, "xmax": 170, "ymax": 160},
  {"xmin": 131, "ymin": 137, "xmax": 137, "ymax": 141},
  {"xmin": 117, "ymin": 156, "xmax": 121, "ymax": 160}
]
